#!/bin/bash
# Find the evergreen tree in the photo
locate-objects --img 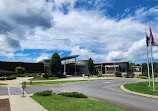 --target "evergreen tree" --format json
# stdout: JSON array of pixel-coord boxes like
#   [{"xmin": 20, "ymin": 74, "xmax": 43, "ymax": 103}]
[
  {"xmin": 88, "ymin": 58, "xmax": 94, "ymax": 74},
  {"xmin": 49, "ymin": 53, "xmax": 62, "ymax": 75}
]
